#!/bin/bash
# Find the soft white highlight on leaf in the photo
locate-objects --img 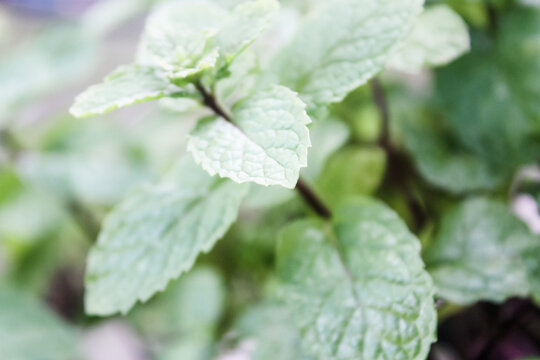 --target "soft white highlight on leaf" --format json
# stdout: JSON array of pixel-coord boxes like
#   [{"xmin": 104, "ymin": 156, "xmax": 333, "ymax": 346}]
[
  {"xmin": 70, "ymin": 65, "xmax": 180, "ymax": 118},
  {"xmin": 388, "ymin": 4, "xmax": 470, "ymax": 73},
  {"xmin": 268, "ymin": 0, "xmax": 424, "ymax": 107}
]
